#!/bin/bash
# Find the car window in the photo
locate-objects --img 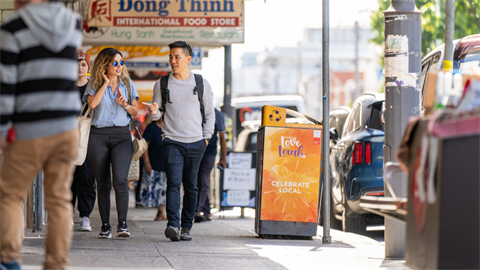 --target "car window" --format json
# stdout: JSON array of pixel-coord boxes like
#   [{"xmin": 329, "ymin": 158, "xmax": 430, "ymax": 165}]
[
  {"xmin": 368, "ymin": 101, "xmax": 384, "ymax": 131},
  {"xmin": 343, "ymin": 103, "xmax": 361, "ymax": 137},
  {"xmin": 245, "ymin": 132, "xmax": 258, "ymax": 151},
  {"xmin": 459, "ymin": 50, "xmax": 480, "ymax": 74},
  {"xmin": 429, "ymin": 54, "xmax": 441, "ymax": 73}
]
